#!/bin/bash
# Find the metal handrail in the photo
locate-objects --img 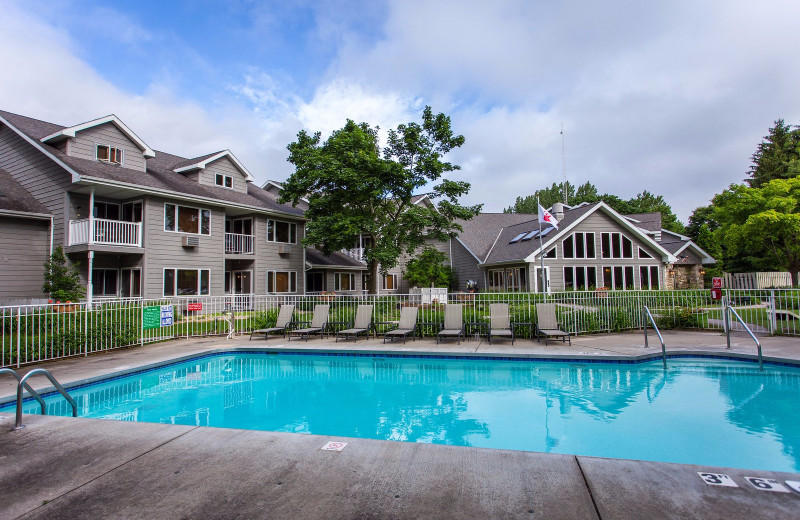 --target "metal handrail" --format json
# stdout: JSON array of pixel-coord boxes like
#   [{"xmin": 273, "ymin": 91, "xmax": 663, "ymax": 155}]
[
  {"xmin": 726, "ymin": 305, "xmax": 764, "ymax": 371},
  {"xmin": 643, "ymin": 306, "xmax": 667, "ymax": 369},
  {"xmin": 15, "ymin": 368, "xmax": 77, "ymax": 429},
  {"xmin": 1, "ymin": 368, "xmax": 47, "ymax": 415}
]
